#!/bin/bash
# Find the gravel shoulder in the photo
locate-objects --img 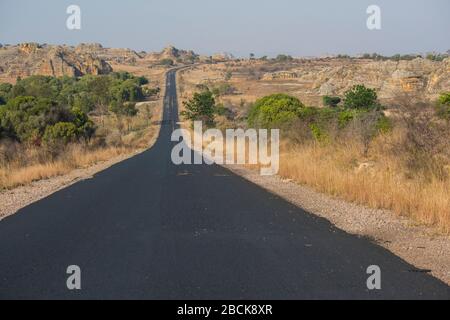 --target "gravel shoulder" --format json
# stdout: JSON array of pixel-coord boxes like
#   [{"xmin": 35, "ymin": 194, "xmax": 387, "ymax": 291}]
[{"xmin": 225, "ymin": 164, "xmax": 450, "ymax": 285}]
